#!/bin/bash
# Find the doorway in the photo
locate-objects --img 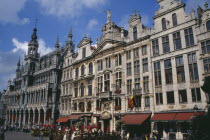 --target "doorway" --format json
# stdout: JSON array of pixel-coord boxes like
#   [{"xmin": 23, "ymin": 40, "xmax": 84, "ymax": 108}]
[{"xmin": 103, "ymin": 119, "xmax": 110, "ymax": 133}]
